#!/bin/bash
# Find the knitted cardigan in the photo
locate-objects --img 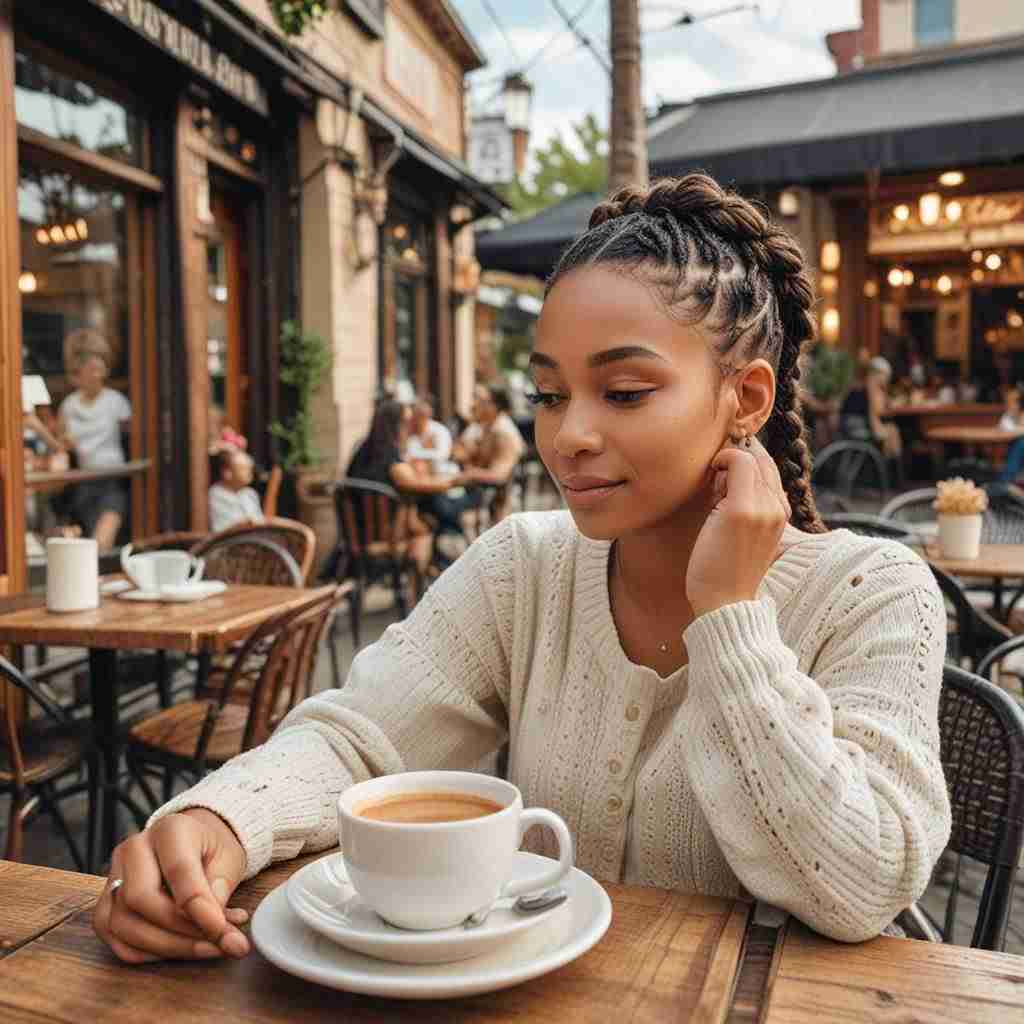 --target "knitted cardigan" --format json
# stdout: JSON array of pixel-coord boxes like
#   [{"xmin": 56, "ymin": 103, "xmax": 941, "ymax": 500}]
[{"xmin": 154, "ymin": 511, "xmax": 952, "ymax": 942}]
